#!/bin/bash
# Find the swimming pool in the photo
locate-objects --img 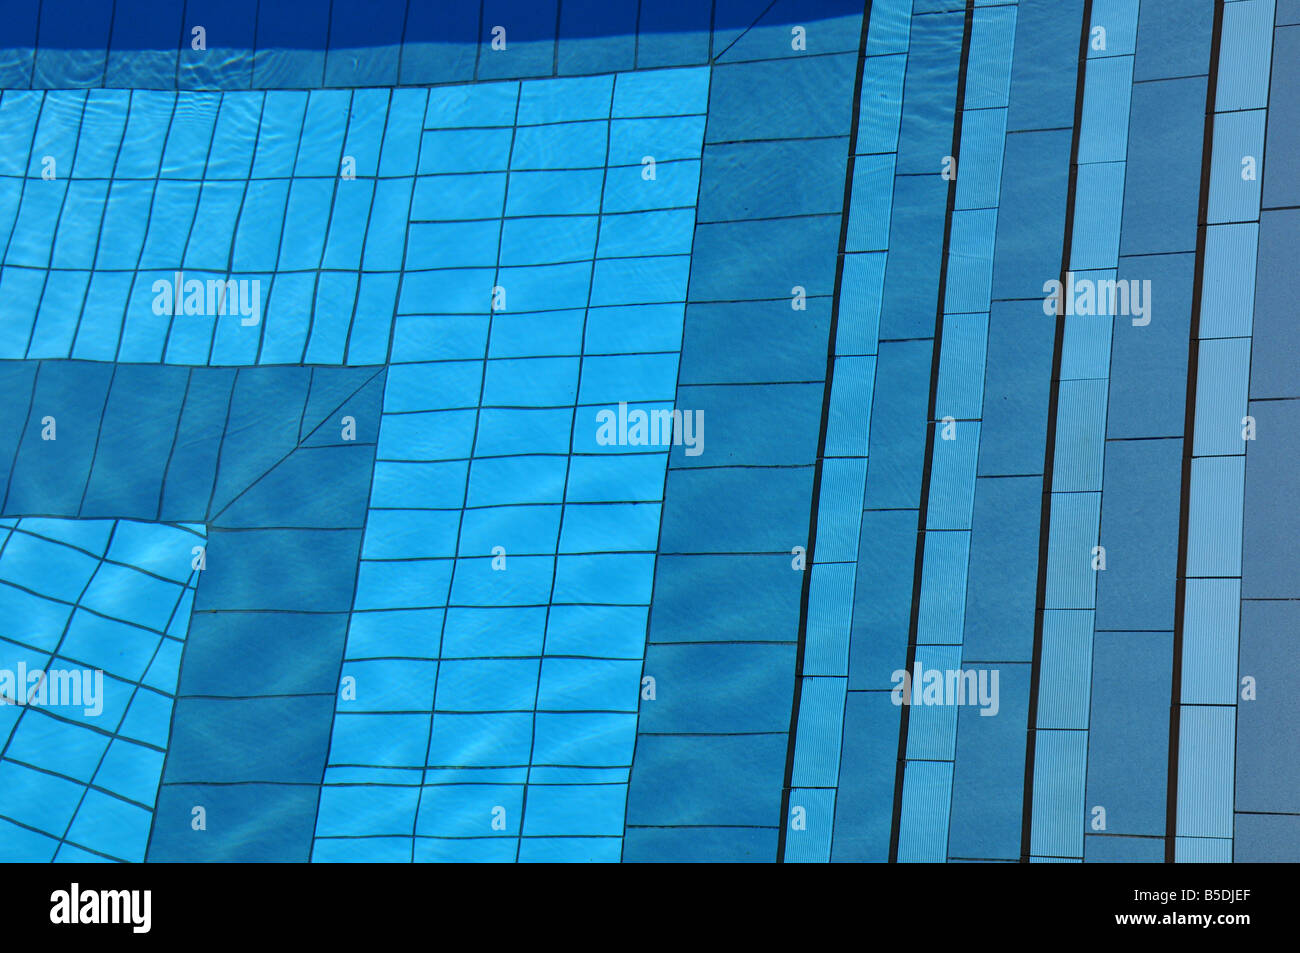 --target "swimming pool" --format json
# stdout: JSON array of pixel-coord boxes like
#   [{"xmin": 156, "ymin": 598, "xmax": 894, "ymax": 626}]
[{"xmin": 0, "ymin": 0, "xmax": 1291, "ymax": 864}]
